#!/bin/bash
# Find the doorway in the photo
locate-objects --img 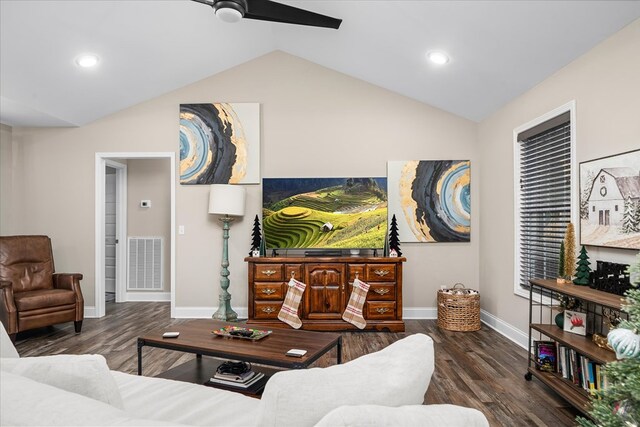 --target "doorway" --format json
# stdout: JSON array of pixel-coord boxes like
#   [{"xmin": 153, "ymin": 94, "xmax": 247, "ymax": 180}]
[
  {"xmin": 105, "ymin": 166, "xmax": 116, "ymax": 302},
  {"xmin": 94, "ymin": 152, "xmax": 176, "ymax": 319},
  {"xmin": 104, "ymin": 160, "xmax": 127, "ymax": 304}
]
